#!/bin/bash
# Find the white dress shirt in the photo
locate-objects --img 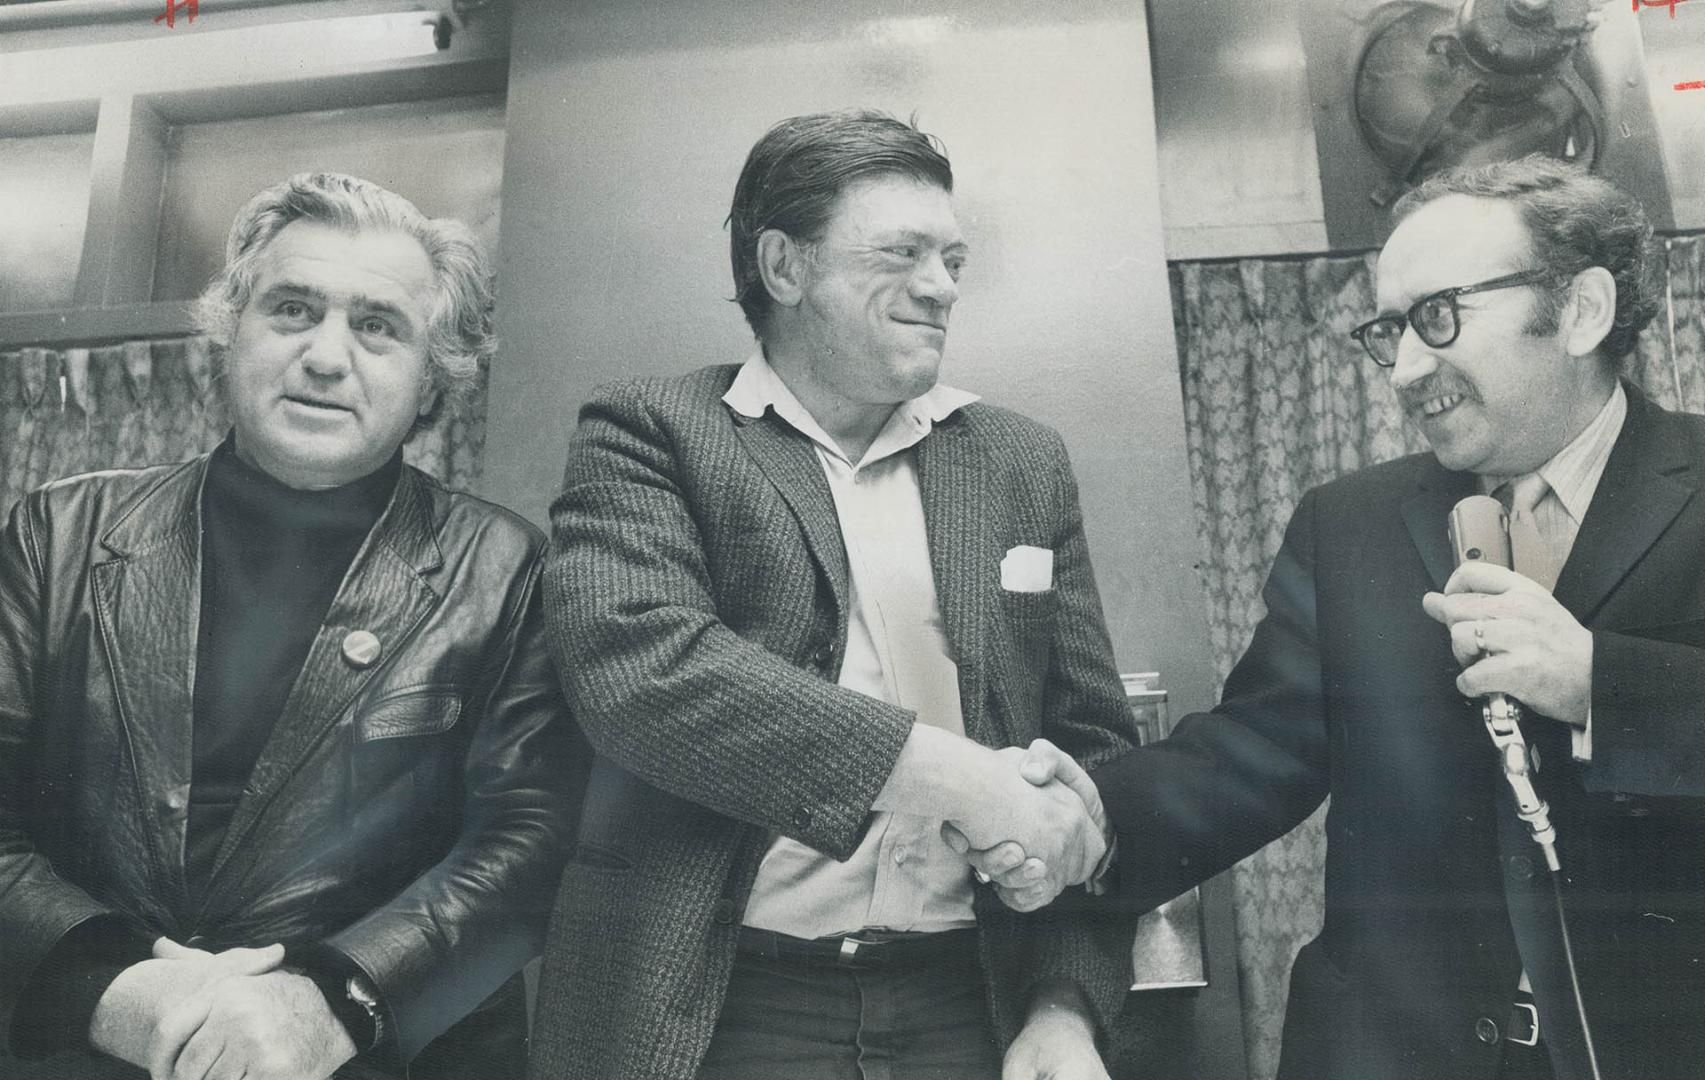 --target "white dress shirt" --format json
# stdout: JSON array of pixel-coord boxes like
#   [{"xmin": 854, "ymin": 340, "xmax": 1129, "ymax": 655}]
[{"xmin": 725, "ymin": 352, "xmax": 986, "ymax": 938}]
